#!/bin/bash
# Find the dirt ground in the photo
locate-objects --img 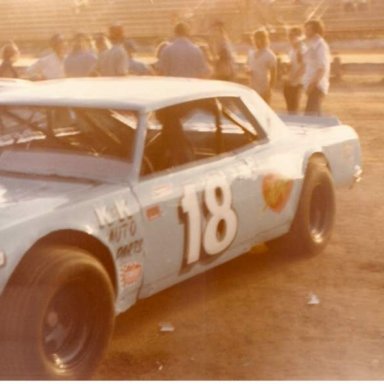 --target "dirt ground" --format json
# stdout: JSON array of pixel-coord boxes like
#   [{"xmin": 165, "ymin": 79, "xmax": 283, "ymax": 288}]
[{"xmin": 95, "ymin": 76, "xmax": 384, "ymax": 380}]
